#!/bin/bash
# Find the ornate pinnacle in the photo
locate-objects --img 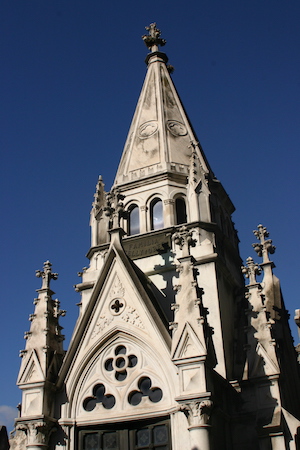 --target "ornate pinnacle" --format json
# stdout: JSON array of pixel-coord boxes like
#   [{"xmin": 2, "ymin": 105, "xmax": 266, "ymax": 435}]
[
  {"xmin": 142, "ymin": 23, "xmax": 166, "ymax": 52},
  {"xmin": 252, "ymin": 224, "xmax": 276, "ymax": 264},
  {"xmin": 92, "ymin": 175, "xmax": 105, "ymax": 215},
  {"xmin": 172, "ymin": 226, "xmax": 196, "ymax": 256},
  {"xmin": 242, "ymin": 257, "xmax": 261, "ymax": 285},
  {"xmin": 36, "ymin": 261, "xmax": 58, "ymax": 290},
  {"xmin": 104, "ymin": 188, "xmax": 127, "ymax": 229}
]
